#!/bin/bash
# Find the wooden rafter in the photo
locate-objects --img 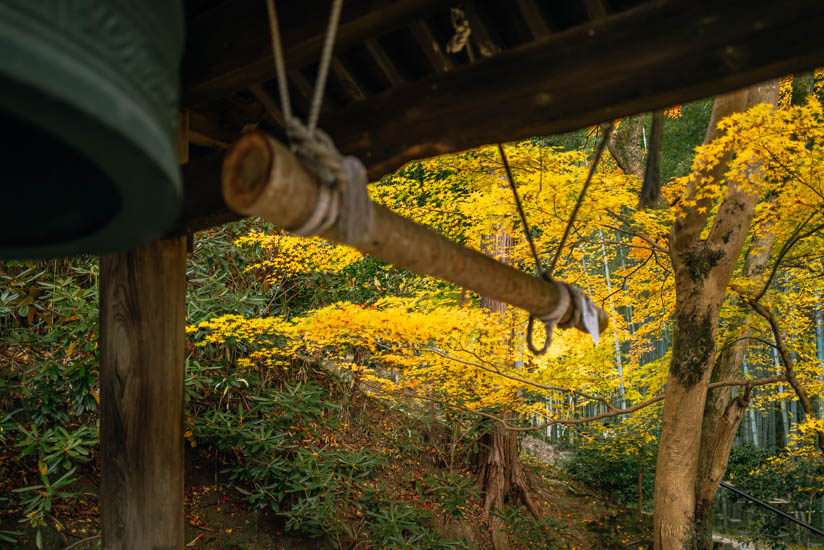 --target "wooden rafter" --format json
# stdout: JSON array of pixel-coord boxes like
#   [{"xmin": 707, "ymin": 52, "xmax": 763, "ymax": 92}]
[
  {"xmin": 288, "ymin": 69, "xmax": 316, "ymax": 115},
  {"xmin": 583, "ymin": 0, "xmax": 609, "ymax": 20},
  {"xmin": 409, "ymin": 19, "xmax": 453, "ymax": 73},
  {"xmin": 250, "ymin": 84, "xmax": 285, "ymax": 127},
  {"xmin": 183, "ymin": 0, "xmax": 444, "ymax": 107},
  {"xmin": 365, "ymin": 38, "xmax": 405, "ymax": 87},
  {"xmin": 331, "ymin": 56, "xmax": 367, "ymax": 101},
  {"xmin": 188, "ymin": 112, "xmax": 232, "ymax": 149},
  {"xmin": 465, "ymin": 0, "xmax": 502, "ymax": 58},
  {"xmin": 514, "ymin": 0, "xmax": 551, "ymax": 40}
]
